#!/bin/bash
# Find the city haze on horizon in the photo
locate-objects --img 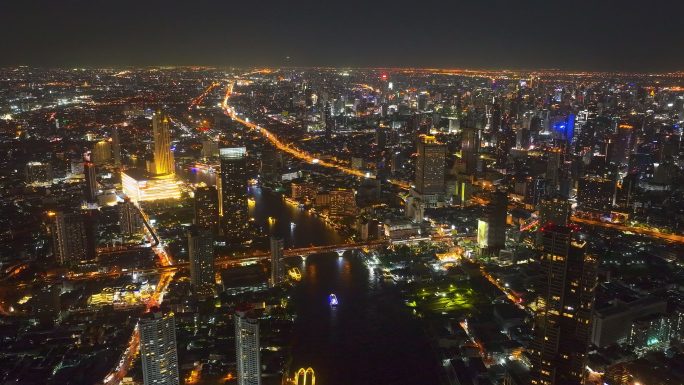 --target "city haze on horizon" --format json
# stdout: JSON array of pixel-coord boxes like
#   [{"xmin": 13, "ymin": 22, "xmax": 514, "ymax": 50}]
[{"xmin": 2, "ymin": 0, "xmax": 684, "ymax": 72}]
